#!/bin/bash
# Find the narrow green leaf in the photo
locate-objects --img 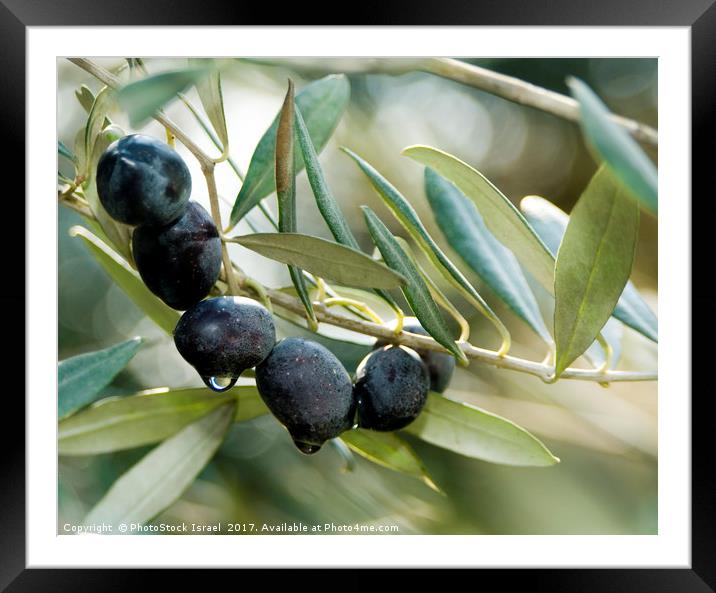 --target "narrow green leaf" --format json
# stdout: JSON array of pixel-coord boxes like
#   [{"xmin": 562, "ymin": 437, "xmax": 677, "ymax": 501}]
[
  {"xmin": 345, "ymin": 148, "xmax": 507, "ymax": 349},
  {"xmin": 70, "ymin": 225, "xmax": 180, "ymax": 334},
  {"xmin": 521, "ymin": 195, "xmax": 657, "ymax": 343},
  {"xmin": 517, "ymin": 195, "xmax": 619, "ymax": 366},
  {"xmin": 58, "ymin": 338, "xmax": 142, "ymax": 419},
  {"xmin": 362, "ymin": 206, "xmax": 466, "ymax": 364},
  {"xmin": 425, "ymin": 168, "xmax": 552, "ymax": 345},
  {"xmin": 193, "ymin": 65, "xmax": 229, "ymax": 151},
  {"xmin": 230, "ymin": 74, "xmax": 350, "ymax": 226},
  {"xmin": 403, "ymin": 145, "xmax": 556, "ymax": 294},
  {"xmin": 59, "ymin": 386, "xmax": 264, "ymax": 455},
  {"xmin": 232, "ymin": 233, "xmax": 405, "ymax": 290},
  {"xmin": 568, "ymin": 77, "xmax": 658, "ymax": 214},
  {"xmin": 341, "ymin": 430, "xmax": 441, "ymax": 492},
  {"xmin": 84, "ymin": 86, "xmax": 116, "ymax": 177},
  {"xmin": 294, "ymin": 105, "xmax": 399, "ymax": 311},
  {"xmin": 58, "ymin": 140, "xmax": 77, "ymax": 165},
  {"xmin": 75, "ymin": 84, "xmax": 96, "ymax": 114},
  {"xmin": 404, "ymin": 393, "xmax": 560, "ymax": 467},
  {"xmin": 295, "ymin": 105, "xmax": 358, "ymax": 248},
  {"xmin": 392, "ymin": 236, "xmax": 470, "ymax": 342},
  {"xmin": 554, "ymin": 167, "xmax": 640, "ymax": 376},
  {"xmin": 275, "ymin": 81, "xmax": 316, "ymax": 328},
  {"xmin": 73, "ymin": 127, "xmax": 87, "ymax": 177},
  {"xmin": 117, "ymin": 67, "xmax": 208, "ymax": 127},
  {"xmin": 614, "ymin": 281, "xmax": 658, "ymax": 343},
  {"xmin": 83, "ymin": 402, "xmax": 235, "ymax": 528}
]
